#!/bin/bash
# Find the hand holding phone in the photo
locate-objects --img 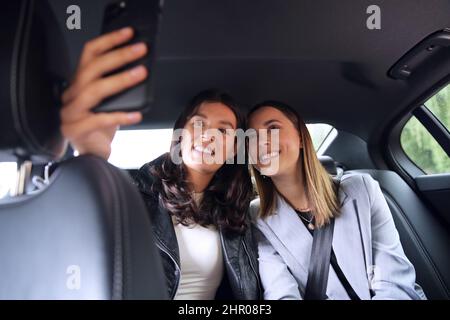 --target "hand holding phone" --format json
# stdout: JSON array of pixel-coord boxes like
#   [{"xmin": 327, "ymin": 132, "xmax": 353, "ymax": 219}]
[
  {"xmin": 60, "ymin": 27, "xmax": 147, "ymax": 160},
  {"xmin": 94, "ymin": 0, "xmax": 163, "ymax": 113}
]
